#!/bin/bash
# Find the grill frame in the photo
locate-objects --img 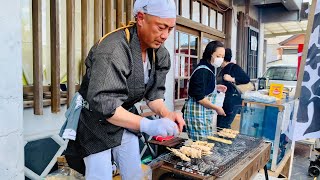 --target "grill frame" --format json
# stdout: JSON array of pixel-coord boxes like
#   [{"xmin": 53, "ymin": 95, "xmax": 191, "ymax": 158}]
[{"xmin": 150, "ymin": 134, "xmax": 264, "ymax": 177}]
